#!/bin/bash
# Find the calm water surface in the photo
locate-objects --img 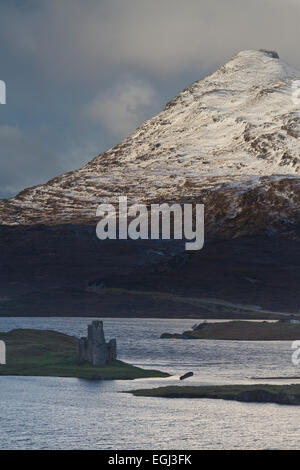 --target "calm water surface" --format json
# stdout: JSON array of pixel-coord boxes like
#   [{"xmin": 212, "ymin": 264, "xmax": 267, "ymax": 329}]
[{"xmin": 1, "ymin": 317, "xmax": 300, "ymax": 449}]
